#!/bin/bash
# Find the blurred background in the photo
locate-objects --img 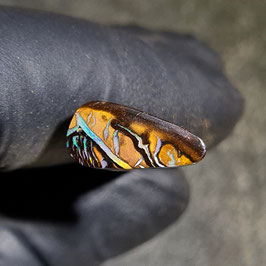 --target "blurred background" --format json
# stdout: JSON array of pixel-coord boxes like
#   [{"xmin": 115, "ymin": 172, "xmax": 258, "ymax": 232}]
[{"xmin": 0, "ymin": 1, "xmax": 265, "ymax": 265}]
